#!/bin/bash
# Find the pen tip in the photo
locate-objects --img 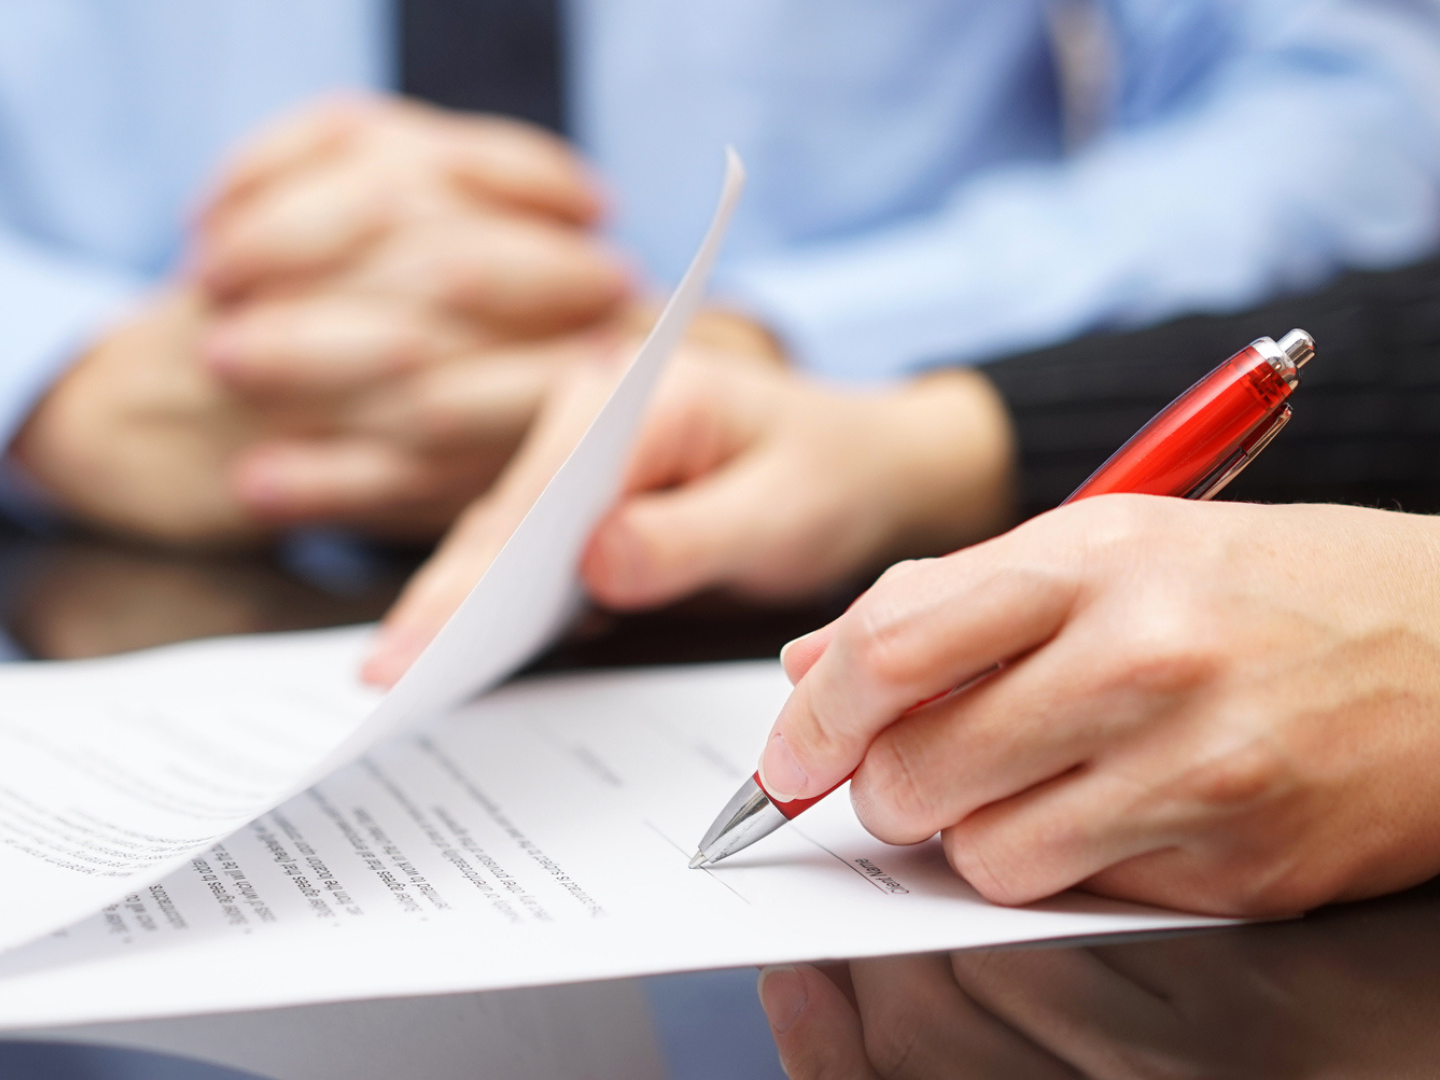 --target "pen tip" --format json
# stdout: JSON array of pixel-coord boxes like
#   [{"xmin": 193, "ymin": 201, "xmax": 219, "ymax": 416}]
[{"xmin": 688, "ymin": 851, "xmax": 708, "ymax": 870}]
